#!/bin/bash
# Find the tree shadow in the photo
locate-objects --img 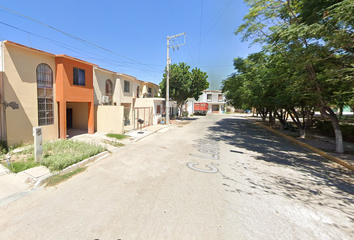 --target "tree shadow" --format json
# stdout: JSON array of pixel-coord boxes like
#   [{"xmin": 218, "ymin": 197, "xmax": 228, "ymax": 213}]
[{"xmin": 207, "ymin": 117, "xmax": 354, "ymax": 230}]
